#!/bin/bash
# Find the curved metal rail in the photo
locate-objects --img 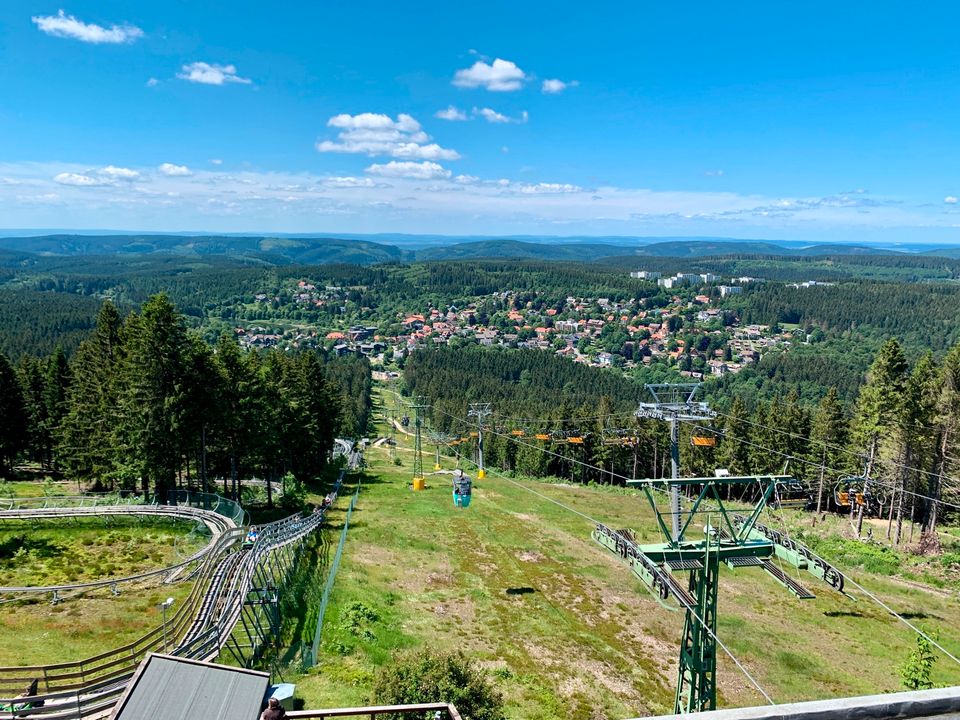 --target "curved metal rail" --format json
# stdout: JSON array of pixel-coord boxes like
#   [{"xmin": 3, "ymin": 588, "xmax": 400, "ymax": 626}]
[
  {"xmin": 0, "ymin": 468, "xmax": 351, "ymax": 719},
  {"xmin": 0, "ymin": 503, "xmax": 236, "ymax": 597}
]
